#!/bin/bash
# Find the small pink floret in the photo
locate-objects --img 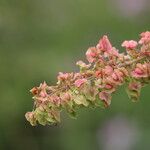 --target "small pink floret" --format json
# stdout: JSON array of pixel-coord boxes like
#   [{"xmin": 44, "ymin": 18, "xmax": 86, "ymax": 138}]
[
  {"xmin": 128, "ymin": 82, "xmax": 141, "ymax": 91},
  {"xmin": 121, "ymin": 40, "xmax": 138, "ymax": 49},
  {"xmin": 58, "ymin": 72, "xmax": 70, "ymax": 80},
  {"xmin": 131, "ymin": 63, "xmax": 149, "ymax": 78},
  {"xmin": 74, "ymin": 78, "xmax": 87, "ymax": 87},
  {"xmin": 99, "ymin": 91, "xmax": 111, "ymax": 106},
  {"xmin": 86, "ymin": 47, "xmax": 98, "ymax": 63},
  {"xmin": 139, "ymin": 31, "xmax": 150, "ymax": 44},
  {"xmin": 103, "ymin": 66, "xmax": 113, "ymax": 76},
  {"xmin": 96, "ymin": 35, "xmax": 112, "ymax": 52}
]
